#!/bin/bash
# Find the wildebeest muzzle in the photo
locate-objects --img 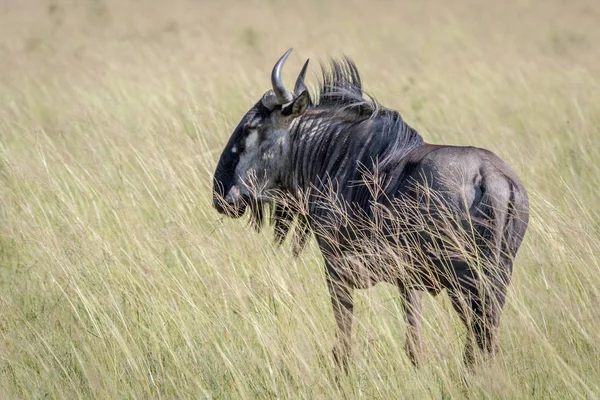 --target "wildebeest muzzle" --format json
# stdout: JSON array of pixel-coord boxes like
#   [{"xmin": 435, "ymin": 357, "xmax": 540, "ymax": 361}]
[{"xmin": 212, "ymin": 185, "xmax": 248, "ymax": 218}]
